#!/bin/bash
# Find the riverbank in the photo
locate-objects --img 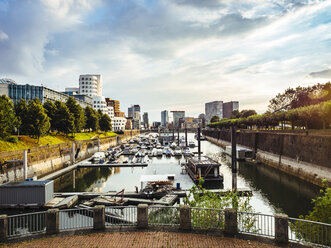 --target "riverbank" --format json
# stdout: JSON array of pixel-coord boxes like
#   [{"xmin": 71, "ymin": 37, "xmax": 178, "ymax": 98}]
[
  {"xmin": 204, "ymin": 134, "xmax": 331, "ymax": 187},
  {"xmin": 0, "ymin": 130, "xmax": 140, "ymax": 184},
  {"xmin": 0, "ymin": 132, "xmax": 118, "ymax": 152}
]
